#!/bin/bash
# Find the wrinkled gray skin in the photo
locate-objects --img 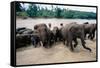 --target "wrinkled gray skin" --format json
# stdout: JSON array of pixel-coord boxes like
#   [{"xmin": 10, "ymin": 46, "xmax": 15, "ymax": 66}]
[
  {"xmin": 83, "ymin": 23, "xmax": 97, "ymax": 40},
  {"xmin": 61, "ymin": 23, "xmax": 91, "ymax": 52}
]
